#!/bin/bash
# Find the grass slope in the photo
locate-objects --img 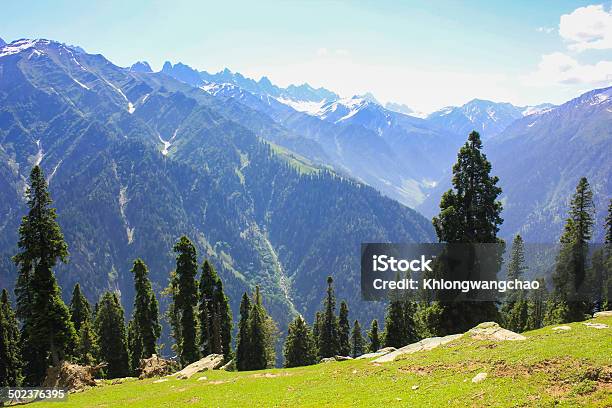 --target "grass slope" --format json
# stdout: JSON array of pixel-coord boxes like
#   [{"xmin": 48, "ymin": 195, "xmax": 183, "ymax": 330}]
[{"xmin": 34, "ymin": 316, "xmax": 611, "ymax": 407}]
